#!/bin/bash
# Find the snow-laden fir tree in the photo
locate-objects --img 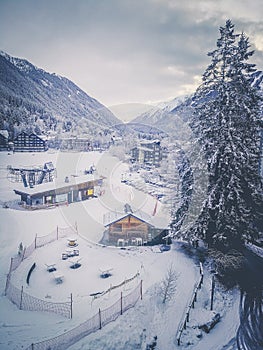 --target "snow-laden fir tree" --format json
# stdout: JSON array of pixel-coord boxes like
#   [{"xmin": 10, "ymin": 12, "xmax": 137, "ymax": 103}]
[{"xmin": 189, "ymin": 20, "xmax": 263, "ymax": 251}]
